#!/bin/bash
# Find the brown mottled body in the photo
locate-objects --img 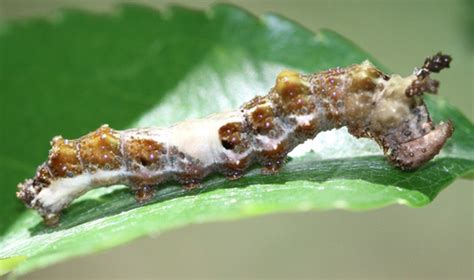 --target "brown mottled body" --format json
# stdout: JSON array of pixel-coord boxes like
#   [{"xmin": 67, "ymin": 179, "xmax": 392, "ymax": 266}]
[{"xmin": 17, "ymin": 53, "xmax": 453, "ymax": 226}]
